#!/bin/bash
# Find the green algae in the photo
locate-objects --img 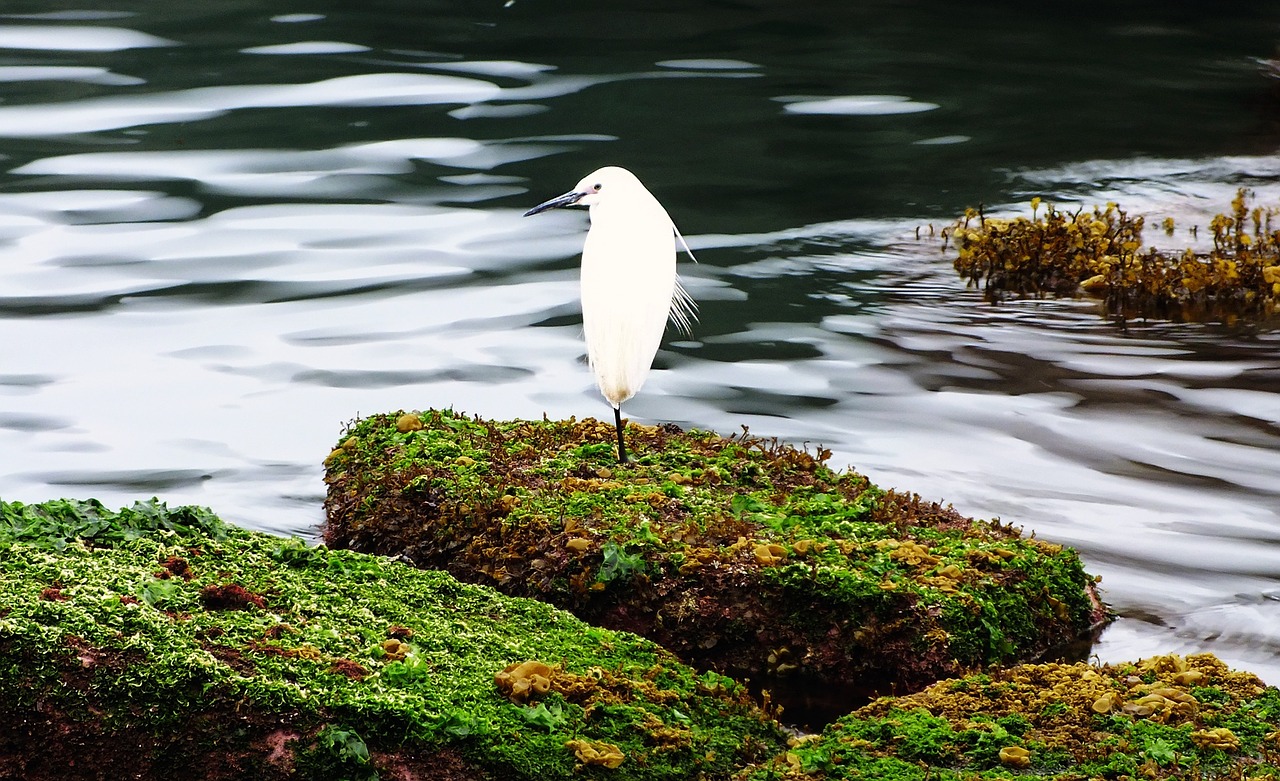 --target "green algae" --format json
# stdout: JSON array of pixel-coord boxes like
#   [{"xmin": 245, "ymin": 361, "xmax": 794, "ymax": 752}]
[
  {"xmin": 0, "ymin": 498, "xmax": 787, "ymax": 780},
  {"xmin": 740, "ymin": 654, "xmax": 1280, "ymax": 781},
  {"xmin": 323, "ymin": 409, "xmax": 1106, "ymax": 702}
]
